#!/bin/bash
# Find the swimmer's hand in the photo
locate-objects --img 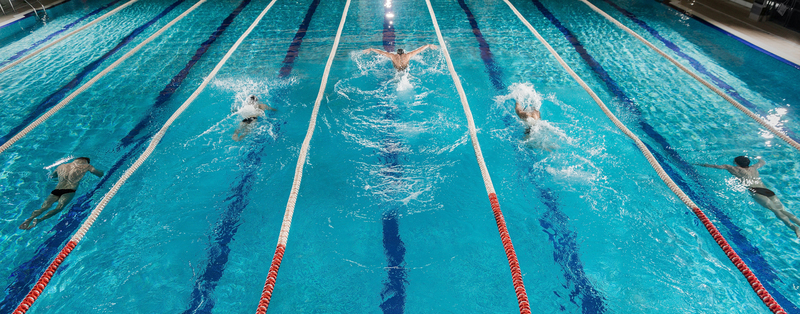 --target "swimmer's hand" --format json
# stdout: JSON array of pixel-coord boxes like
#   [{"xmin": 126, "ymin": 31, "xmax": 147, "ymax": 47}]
[{"xmin": 429, "ymin": 44, "xmax": 439, "ymax": 49}]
